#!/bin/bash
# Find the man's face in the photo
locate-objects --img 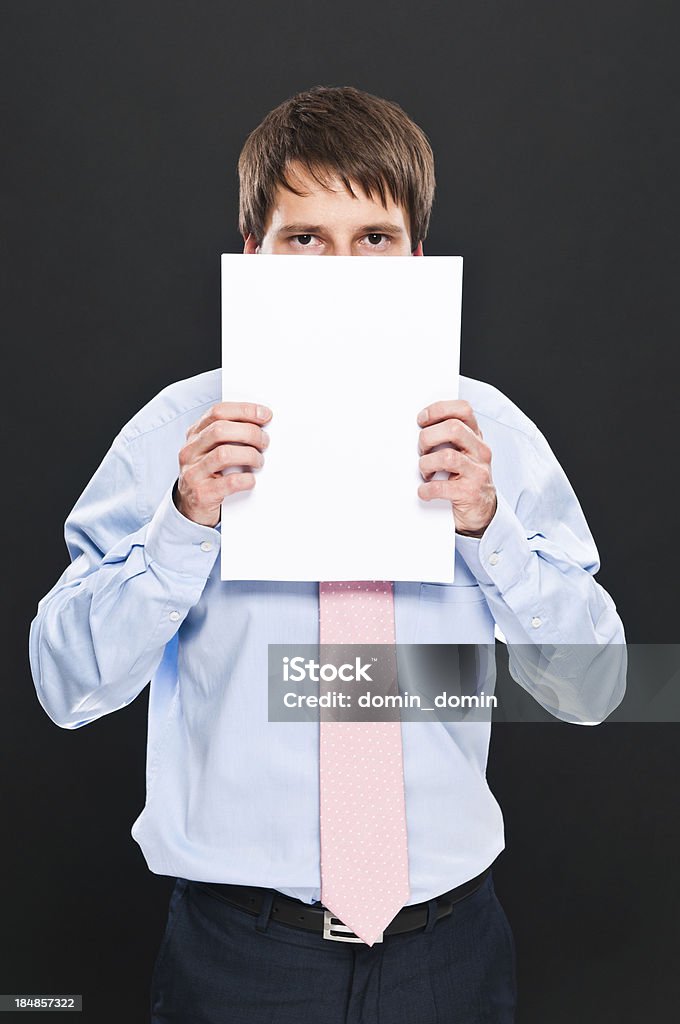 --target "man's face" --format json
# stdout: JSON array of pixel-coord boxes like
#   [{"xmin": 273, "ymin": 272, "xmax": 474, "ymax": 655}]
[{"xmin": 243, "ymin": 161, "xmax": 423, "ymax": 257}]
